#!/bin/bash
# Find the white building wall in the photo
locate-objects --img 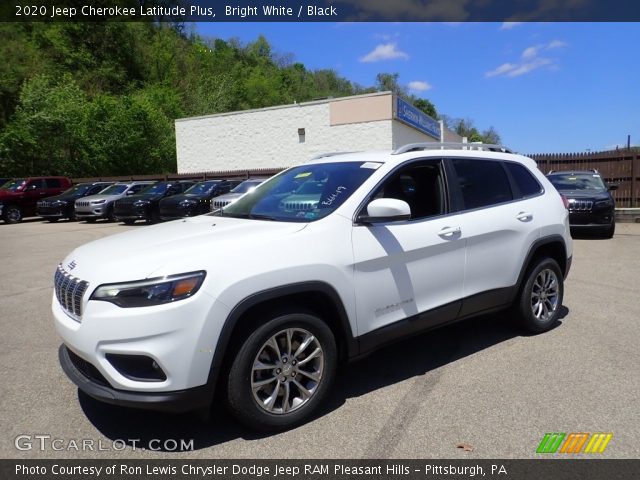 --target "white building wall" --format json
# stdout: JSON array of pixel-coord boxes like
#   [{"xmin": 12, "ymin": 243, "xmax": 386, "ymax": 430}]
[
  {"xmin": 391, "ymin": 121, "xmax": 440, "ymax": 150},
  {"xmin": 176, "ymin": 103, "xmax": 394, "ymax": 173}
]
